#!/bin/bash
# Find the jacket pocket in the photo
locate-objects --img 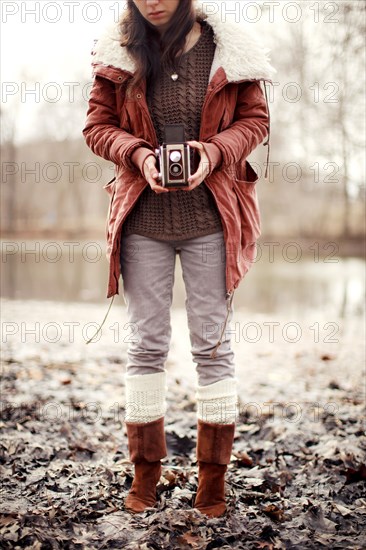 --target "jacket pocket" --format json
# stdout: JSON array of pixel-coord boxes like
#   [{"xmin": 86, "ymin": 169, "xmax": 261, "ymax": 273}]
[
  {"xmin": 233, "ymin": 160, "xmax": 261, "ymax": 242},
  {"xmin": 103, "ymin": 176, "xmax": 116, "ymax": 196},
  {"xmin": 234, "ymin": 160, "xmax": 259, "ymax": 192}
]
